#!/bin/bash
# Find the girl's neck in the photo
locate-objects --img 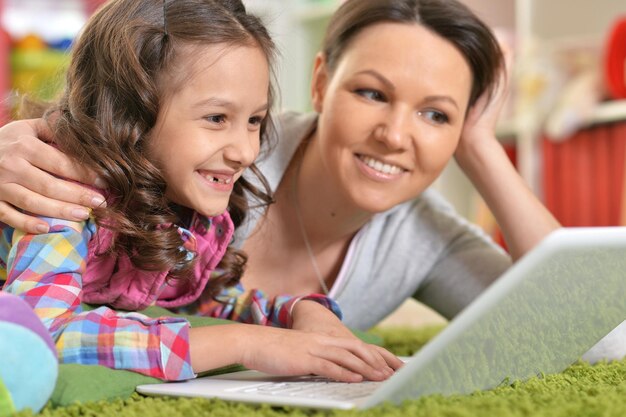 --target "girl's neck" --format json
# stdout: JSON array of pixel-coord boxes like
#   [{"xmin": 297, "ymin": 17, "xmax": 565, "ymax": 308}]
[{"xmin": 170, "ymin": 204, "xmax": 194, "ymax": 227}]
